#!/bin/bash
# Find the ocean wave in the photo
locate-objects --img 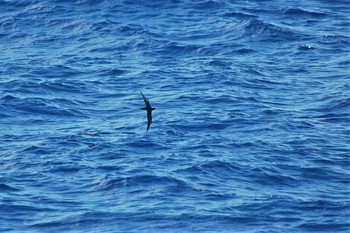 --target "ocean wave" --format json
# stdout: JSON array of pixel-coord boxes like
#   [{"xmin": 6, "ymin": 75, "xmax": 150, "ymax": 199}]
[
  {"xmin": 40, "ymin": 81, "xmax": 89, "ymax": 93},
  {"xmin": 233, "ymin": 18, "xmax": 304, "ymax": 41},
  {"xmin": 0, "ymin": 183, "xmax": 19, "ymax": 192},
  {"xmin": 282, "ymin": 7, "xmax": 329, "ymax": 17},
  {"xmin": 223, "ymin": 11, "xmax": 257, "ymax": 19},
  {"xmin": 192, "ymin": 0, "xmax": 228, "ymax": 10},
  {"xmin": 248, "ymin": 167, "xmax": 300, "ymax": 187},
  {"xmin": 156, "ymin": 42, "xmax": 203, "ymax": 56},
  {"xmin": 1, "ymin": 95, "xmax": 85, "ymax": 117},
  {"xmin": 90, "ymin": 175, "xmax": 192, "ymax": 193}
]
